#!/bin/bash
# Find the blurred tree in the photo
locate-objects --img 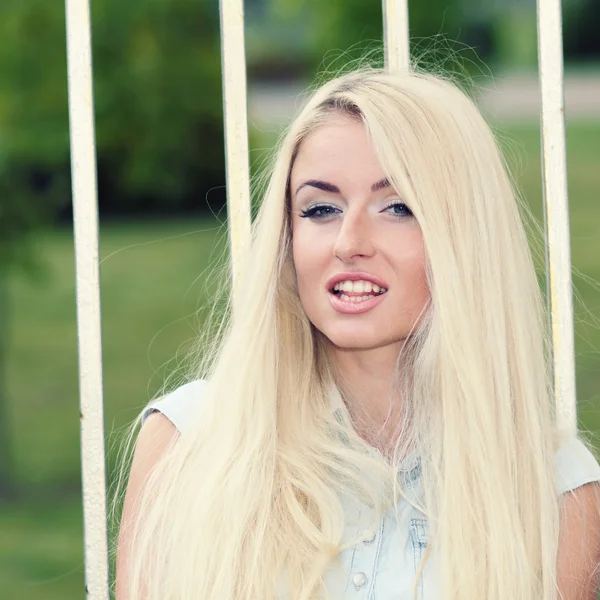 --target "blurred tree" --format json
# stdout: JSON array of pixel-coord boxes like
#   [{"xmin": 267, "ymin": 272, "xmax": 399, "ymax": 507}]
[
  {"xmin": 564, "ymin": 0, "xmax": 600, "ymax": 60},
  {"xmin": 273, "ymin": 0, "xmax": 464, "ymax": 74},
  {"xmin": 91, "ymin": 0, "xmax": 226, "ymax": 215},
  {"xmin": 0, "ymin": 0, "xmax": 226, "ymax": 497},
  {"xmin": 0, "ymin": 0, "xmax": 226, "ymax": 218}
]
